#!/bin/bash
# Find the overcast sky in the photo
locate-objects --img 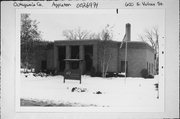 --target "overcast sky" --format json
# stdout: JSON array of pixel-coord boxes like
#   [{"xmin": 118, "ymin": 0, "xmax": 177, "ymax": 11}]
[{"xmin": 30, "ymin": 9, "xmax": 165, "ymax": 42}]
